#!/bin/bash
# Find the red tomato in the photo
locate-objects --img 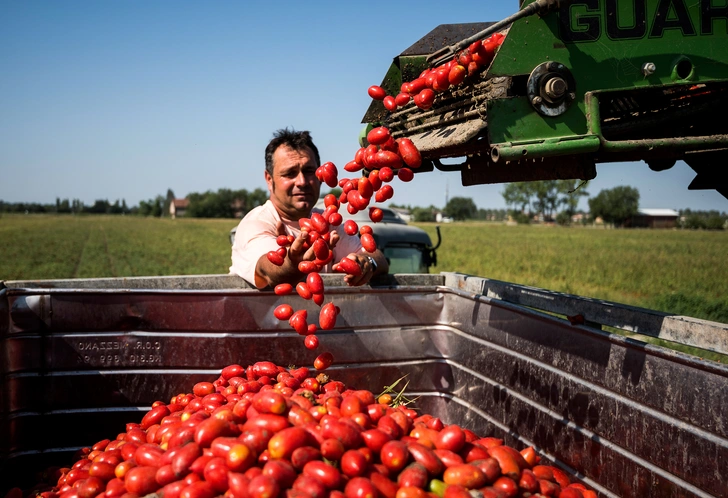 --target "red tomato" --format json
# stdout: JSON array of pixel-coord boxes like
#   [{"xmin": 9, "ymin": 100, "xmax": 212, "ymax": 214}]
[
  {"xmin": 268, "ymin": 427, "xmax": 315, "ymax": 460},
  {"xmin": 291, "ymin": 446, "xmax": 322, "ymax": 470},
  {"xmin": 380, "ymin": 440, "xmax": 409, "ymax": 473},
  {"xmin": 397, "ymin": 168, "xmax": 414, "ymax": 182},
  {"xmin": 274, "ymin": 283, "xmax": 293, "ymax": 296},
  {"xmin": 303, "ymin": 461, "xmax": 343, "ymax": 490},
  {"xmin": 408, "ymin": 77, "xmax": 427, "ymax": 95},
  {"xmin": 293, "ymin": 474, "xmax": 327, "ymax": 498},
  {"xmin": 448, "ymin": 64, "xmax": 467, "ymax": 85},
  {"xmin": 368, "ymin": 86, "xmax": 386, "ymax": 100},
  {"xmin": 306, "ymin": 272, "xmax": 324, "ymax": 294},
  {"xmin": 432, "ymin": 68, "xmax": 450, "ymax": 92},
  {"xmin": 345, "ymin": 477, "xmax": 379, "ymax": 498},
  {"xmin": 273, "ymin": 304, "xmax": 294, "ymax": 321},
  {"xmin": 304, "ymin": 335, "xmax": 319, "ymax": 350},
  {"xmin": 383, "ymin": 96, "xmax": 397, "ymax": 111},
  {"xmin": 360, "ymin": 234, "xmax": 377, "ymax": 253},
  {"xmin": 289, "ymin": 309, "xmax": 309, "ymax": 335},
  {"xmin": 377, "ymin": 167, "xmax": 394, "ymax": 183},
  {"xmin": 395, "ymin": 93, "xmax": 411, "ymax": 106},
  {"xmin": 124, "ymin": 466, "xmax": 159, "ymax": 494},
  {"xmin": 298, "ymin": 261, "xmax": 320, "ymax": 274},
  {"xmin": 414, "ymin": 89, "xmax": 435, "ymax": 110},
  {"xmin": 395, "ymin": 486, "xmax": 428, "ymax": 498},
  {"xmin": 262, "ymin": 460, "xmax": 298, "ymax": 489},
  {"xmin": 374, "ymin": 185, "xmax": 393, "ymax": 203},
  {"xmin": 368, "ymin": 170, "xmax": 382, "ymax": 190},
  {"xmin": 334, "ymin": 257, "xmax": 362, "ymax": 276},
  {"xmin": 492, "ymin": 476, "xmax": 518, "ymax": 498},
  {"xmin": 296, "ymin": 282, "xmax": 313, "ymax": 300},
  {"xmin": 344, "ymin": 220, "xmax": 359, "ymax": 236},
  {"xmin": 248, "ymin": 475, "xmax": 280, "ymax": 498},
  {"xmin": 319, "ymin": 302, "xmax": 338, "ymax": 330},
  {"xmin": 141, "ymin": 405, "xmax": 170, "ymax": 430},
  {"xmin": 367, "ymin": 127, "xmax": 391, "ymax": 146},
  {"xmin": 397, "ymin": 138, "xmax": 422, "ymax": 169},
  {"xmin": 371, "ymin": 150, "xmax": 402, "ymax": 170},
  {"xmin": 266, "ymin": 251, "xmax": 284, "ymax": 266},
  {"xmin": 435, "ymin": 425, "xmax": 466, "ymax": 453},
  {"xmin": 358, "ymin": 177, "xmax": 373, "ymax": 199},
  {"xmin": 329, "ymin": 212, "xmax": 343, "ymax": 226},
  {"xmin": 397, "ymin": 463, "xmax": 428, "ymax": 488},
  {"xmin": 345, "ymin": 160, "xmax": 364, "ymax": 172},
  {"xmin": 314, "ymin": 352, "xmax": 334, "ymax": 371},
  {"xmin": 323, "ymin": 193, "xmax": 338, "ymax": 208},
  {"xmin": 443, "ymin": 464, "xmax": 487, "ymax": 489}
]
